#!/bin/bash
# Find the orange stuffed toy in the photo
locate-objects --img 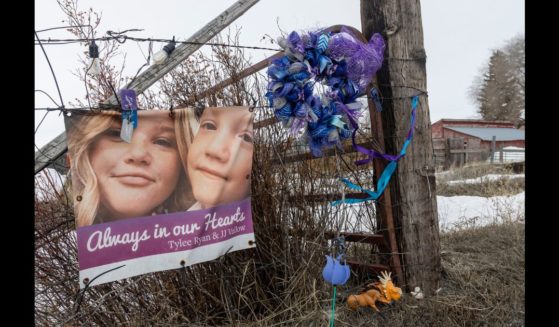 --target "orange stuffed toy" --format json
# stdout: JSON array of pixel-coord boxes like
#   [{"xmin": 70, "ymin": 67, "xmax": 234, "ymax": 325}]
[{"xmin": 347, "ymin": 271, "xmax": 402, "ymax": 313}]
